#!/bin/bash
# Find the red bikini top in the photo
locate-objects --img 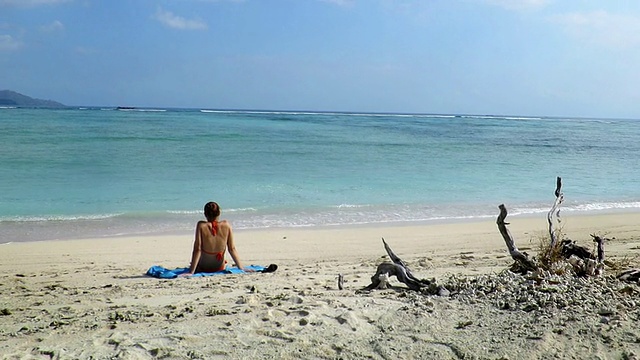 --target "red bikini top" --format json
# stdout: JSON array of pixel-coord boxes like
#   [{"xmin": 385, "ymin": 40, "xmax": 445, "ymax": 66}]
[{"xmin": 210, "ymin": 220, "xmax": 218, "ymax": 236}]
